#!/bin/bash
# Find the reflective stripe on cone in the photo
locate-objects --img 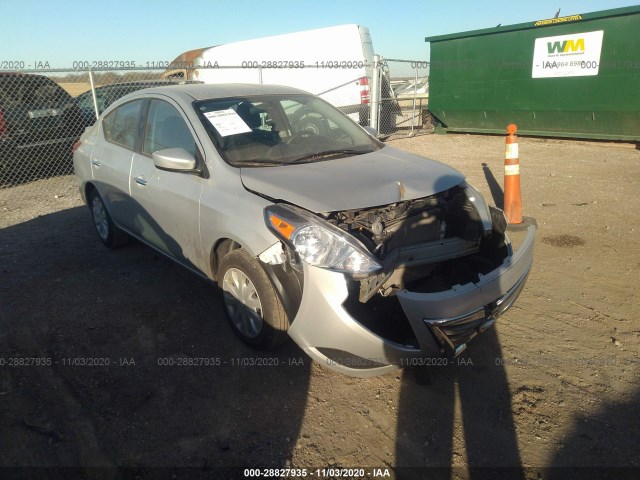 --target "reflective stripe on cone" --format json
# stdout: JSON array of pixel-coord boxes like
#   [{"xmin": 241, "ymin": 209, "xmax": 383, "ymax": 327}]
[{"xmin": 504, "ymin": 123, "xmax": 523, "ymax": 224}]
